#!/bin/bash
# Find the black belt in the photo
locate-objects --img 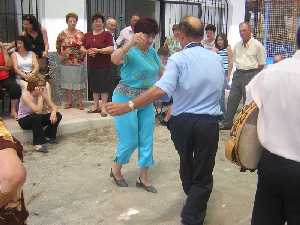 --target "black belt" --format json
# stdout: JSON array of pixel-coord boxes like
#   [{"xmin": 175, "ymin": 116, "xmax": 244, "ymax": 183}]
[
  {"xmin": 236, "ymin": 68, "xmax": 261, "ymax": 73},
  {"xmin": 173, "ymin": 113, "xmax": 223, "ymax": 121}
]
